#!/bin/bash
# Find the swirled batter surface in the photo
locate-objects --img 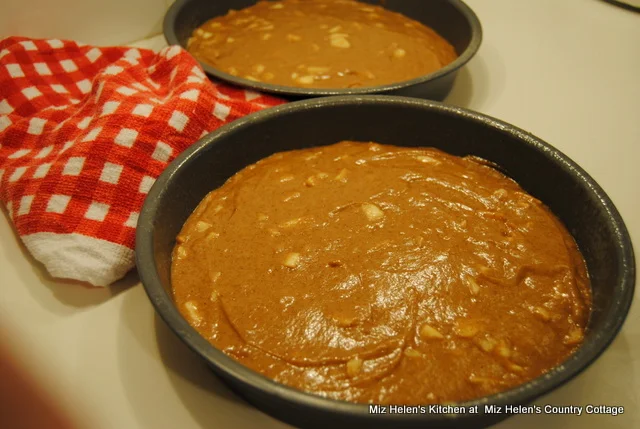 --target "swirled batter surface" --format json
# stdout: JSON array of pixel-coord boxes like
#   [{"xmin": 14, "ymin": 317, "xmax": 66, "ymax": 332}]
[
  {"xmin": 172, "ymin": 141, "xmax": 591, "ymax": 404},
  {"xmin": 187, "ymin": 0, "xmax": 457, "ymax": 88}
]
